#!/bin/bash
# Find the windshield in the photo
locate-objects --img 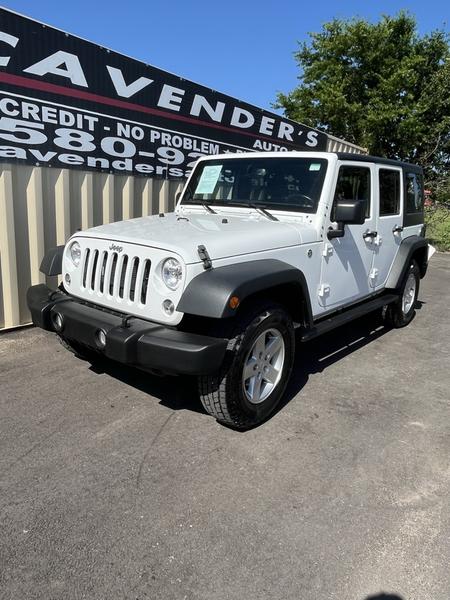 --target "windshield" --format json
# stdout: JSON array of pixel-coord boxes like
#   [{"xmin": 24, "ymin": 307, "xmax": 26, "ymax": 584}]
[{"xmin": 182, "ymin": 157, "xmax": 328, "ymax": 214}]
